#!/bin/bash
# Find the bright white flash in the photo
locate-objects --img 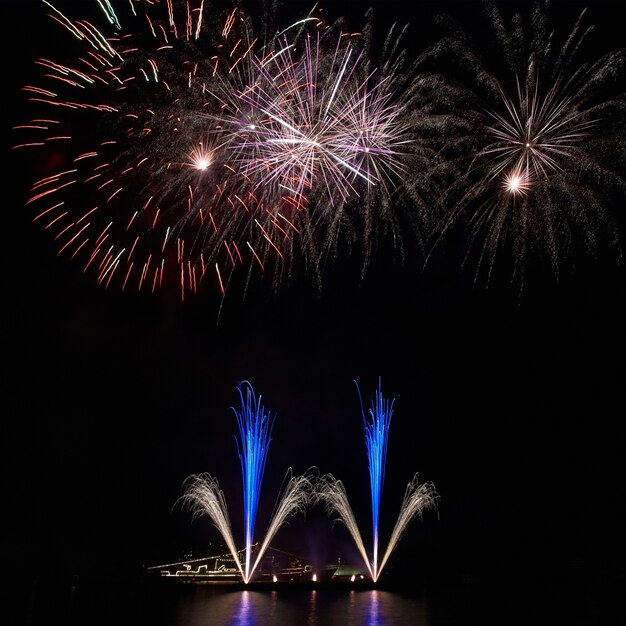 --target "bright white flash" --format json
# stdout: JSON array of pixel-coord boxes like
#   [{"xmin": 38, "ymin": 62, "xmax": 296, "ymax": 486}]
[
  {"xmin": 508, "ymin": 175, "xmax": 522, "ymax": 191},
  {"xmin": 195, "ymin": 157, "xmax": 211, "ymax": 170},
  {"xmin": 503, "ymin": 167, "xmax": 532, "ymax": 196},
  {"xmin": 188, "ymin": 142, "xmax": 214, "ymax": 171}
]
